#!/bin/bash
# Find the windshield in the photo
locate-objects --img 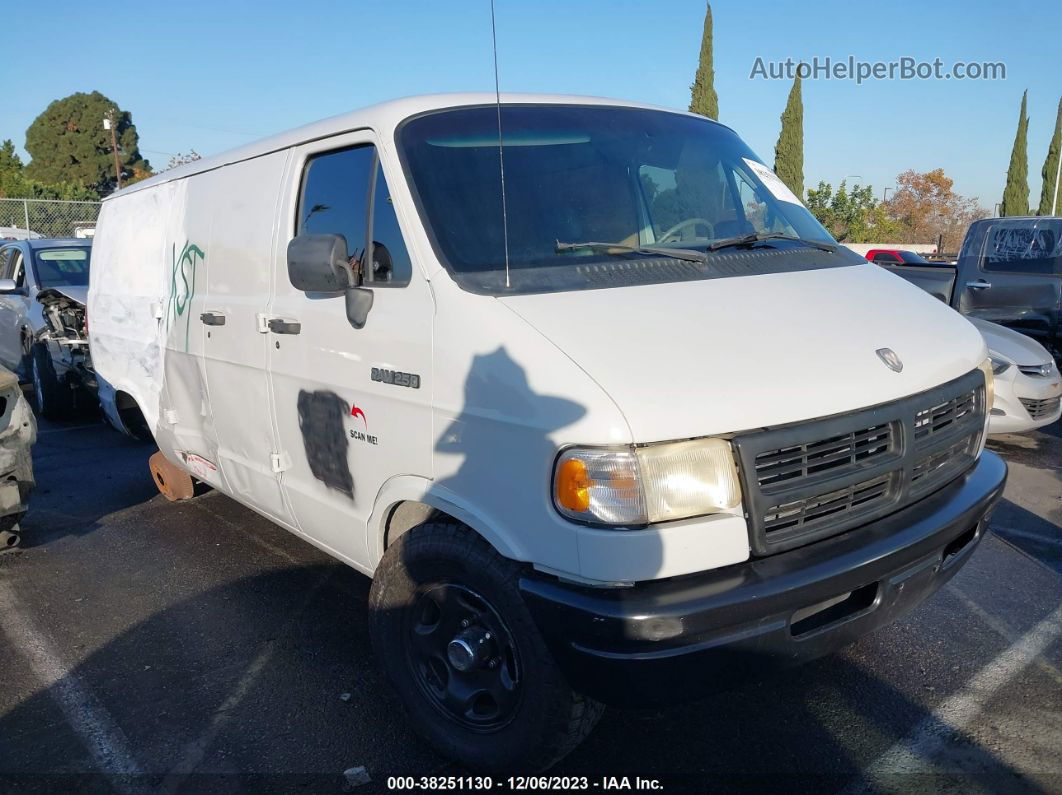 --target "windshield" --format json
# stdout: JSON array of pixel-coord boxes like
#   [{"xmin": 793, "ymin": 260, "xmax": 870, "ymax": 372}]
[
  {"xmin": 962, "ymin": 218, "xmax": 1062, "ymax": 275},
  {"xmin": 33, "ymin": 247, "xmax": 90, "ymax": 288},
  {"xmin": 398, "ymin": 105, "xmax": 853, "ymax": 294}
]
